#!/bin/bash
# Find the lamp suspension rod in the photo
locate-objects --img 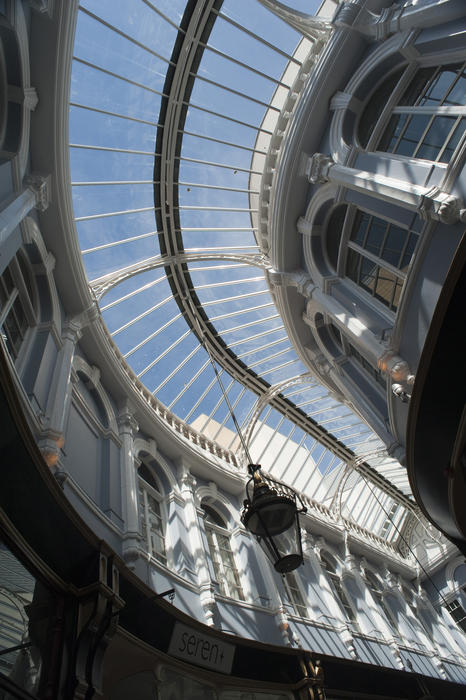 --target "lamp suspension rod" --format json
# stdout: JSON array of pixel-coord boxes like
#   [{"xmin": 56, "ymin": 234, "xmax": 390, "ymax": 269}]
[
  {"xmin": 206, "ymin": 342, "xmax": 253, "ymax": 465},
  {"xmin": 186, "ymin": 296, "xmax": 253, "ymax": 464}
]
